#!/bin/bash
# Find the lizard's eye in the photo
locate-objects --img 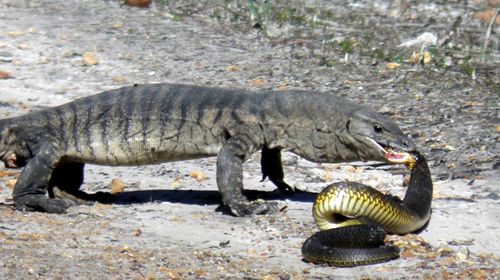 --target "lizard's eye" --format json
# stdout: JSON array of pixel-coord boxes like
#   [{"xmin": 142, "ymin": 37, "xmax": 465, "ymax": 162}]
[{"xmin": 373, "ymin": 124, "xmax": 383, "ymax": 133}]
